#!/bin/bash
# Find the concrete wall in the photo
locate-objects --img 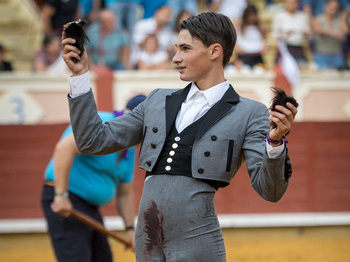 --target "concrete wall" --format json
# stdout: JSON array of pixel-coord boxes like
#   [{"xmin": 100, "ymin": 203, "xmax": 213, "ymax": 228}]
[{"xmin": 0, "ymin": 71, "xmax": 349, "ymax": 124}]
